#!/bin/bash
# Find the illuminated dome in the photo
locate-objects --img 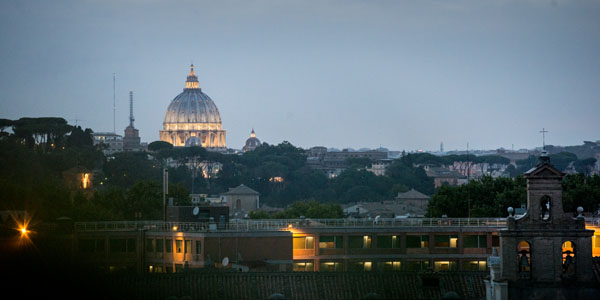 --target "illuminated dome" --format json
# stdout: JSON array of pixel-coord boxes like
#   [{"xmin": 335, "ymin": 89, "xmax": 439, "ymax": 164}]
[
  {"xmin": 242, "ymin": 129, "xmax": 261, "ymax": 152},
  {"xmin": 159, "ymin": 64, "xmax": 226, "ymax": 149}
]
